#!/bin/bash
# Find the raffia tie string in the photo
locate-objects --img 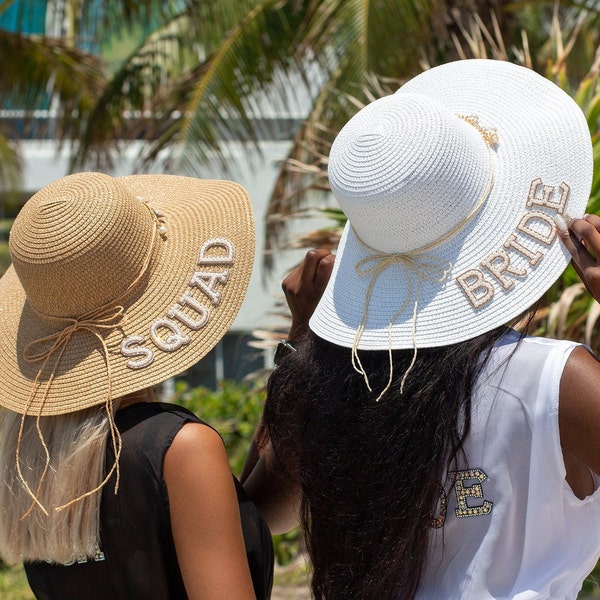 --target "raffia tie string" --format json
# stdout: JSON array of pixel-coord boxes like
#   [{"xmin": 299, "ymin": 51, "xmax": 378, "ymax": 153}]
[
  {"xmin": 16, "ymin": 205, "xmax": 161, "ymax": 518},
  {"xmin": 17, "ymin": 305, "xmax": 126, "ymax": 519},
  {"xmin": 351, "ymin": 245, "xmax": 452, "ymax": 401},
  {"xmin": 350, "ymin": 113, "xmax": 498, "ymax": 401}
]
